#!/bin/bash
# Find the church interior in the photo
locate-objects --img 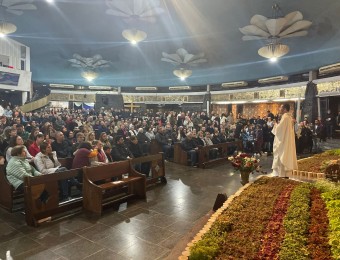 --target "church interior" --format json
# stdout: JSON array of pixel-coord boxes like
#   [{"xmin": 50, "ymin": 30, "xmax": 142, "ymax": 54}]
[{"xmin": 0, "ymin": 0, "xmax": 340, "ymax": 259}]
